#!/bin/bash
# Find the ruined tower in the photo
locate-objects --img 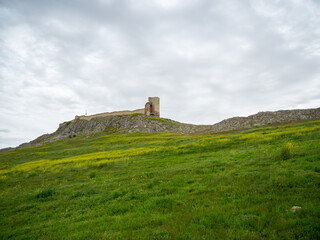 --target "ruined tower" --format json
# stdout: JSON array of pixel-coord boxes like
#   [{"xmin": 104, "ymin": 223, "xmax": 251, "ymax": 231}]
[
  {"xmin": 74, "ymin": 97, "xmax": 160, "ymax": 121},
  {"xmin": 145, "ymin": 97, "xmax": 160, "ymax": 117}
]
